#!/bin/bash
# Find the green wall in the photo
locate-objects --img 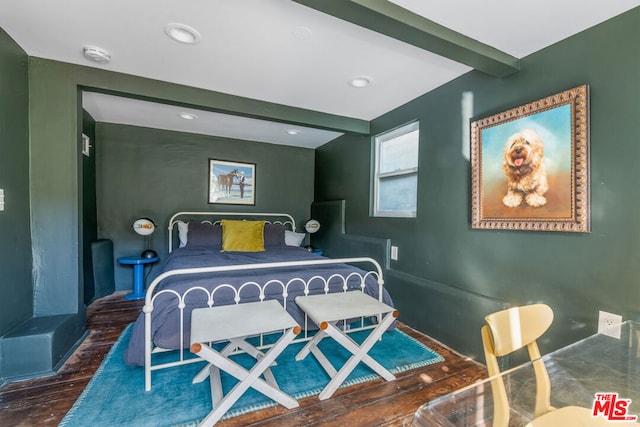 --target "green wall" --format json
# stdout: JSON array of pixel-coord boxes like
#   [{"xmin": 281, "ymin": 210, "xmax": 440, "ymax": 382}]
[
  {"xmin": 96, "ymin": 123, "xmax": 315, "ymax": 290},
  {"xmin": 0, "ymin": 29, "xmax": 32, "ymax": 336},
  {"xmin": 316, "ymin": 8, "xmax": 640, "ymax": 355}
]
